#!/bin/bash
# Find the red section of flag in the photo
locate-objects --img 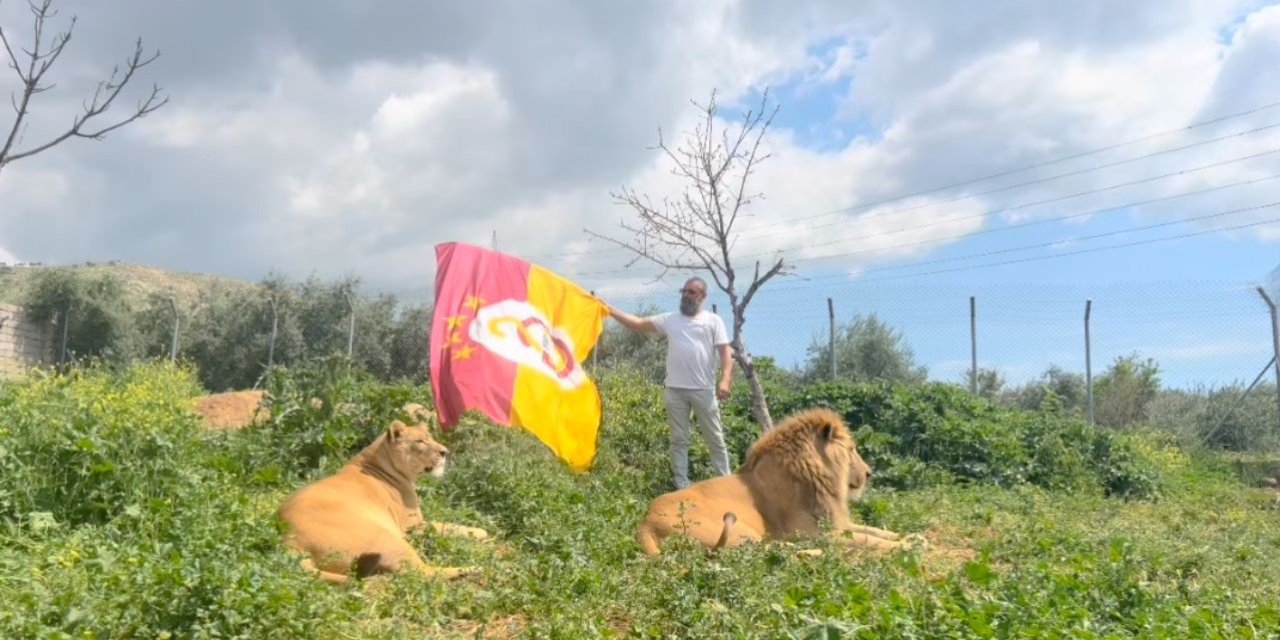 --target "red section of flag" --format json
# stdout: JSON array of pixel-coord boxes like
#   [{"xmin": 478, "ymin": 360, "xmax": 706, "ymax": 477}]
[{"xmin": 429, "ymin": 242, "xmax": 529, "ymax": 430}]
